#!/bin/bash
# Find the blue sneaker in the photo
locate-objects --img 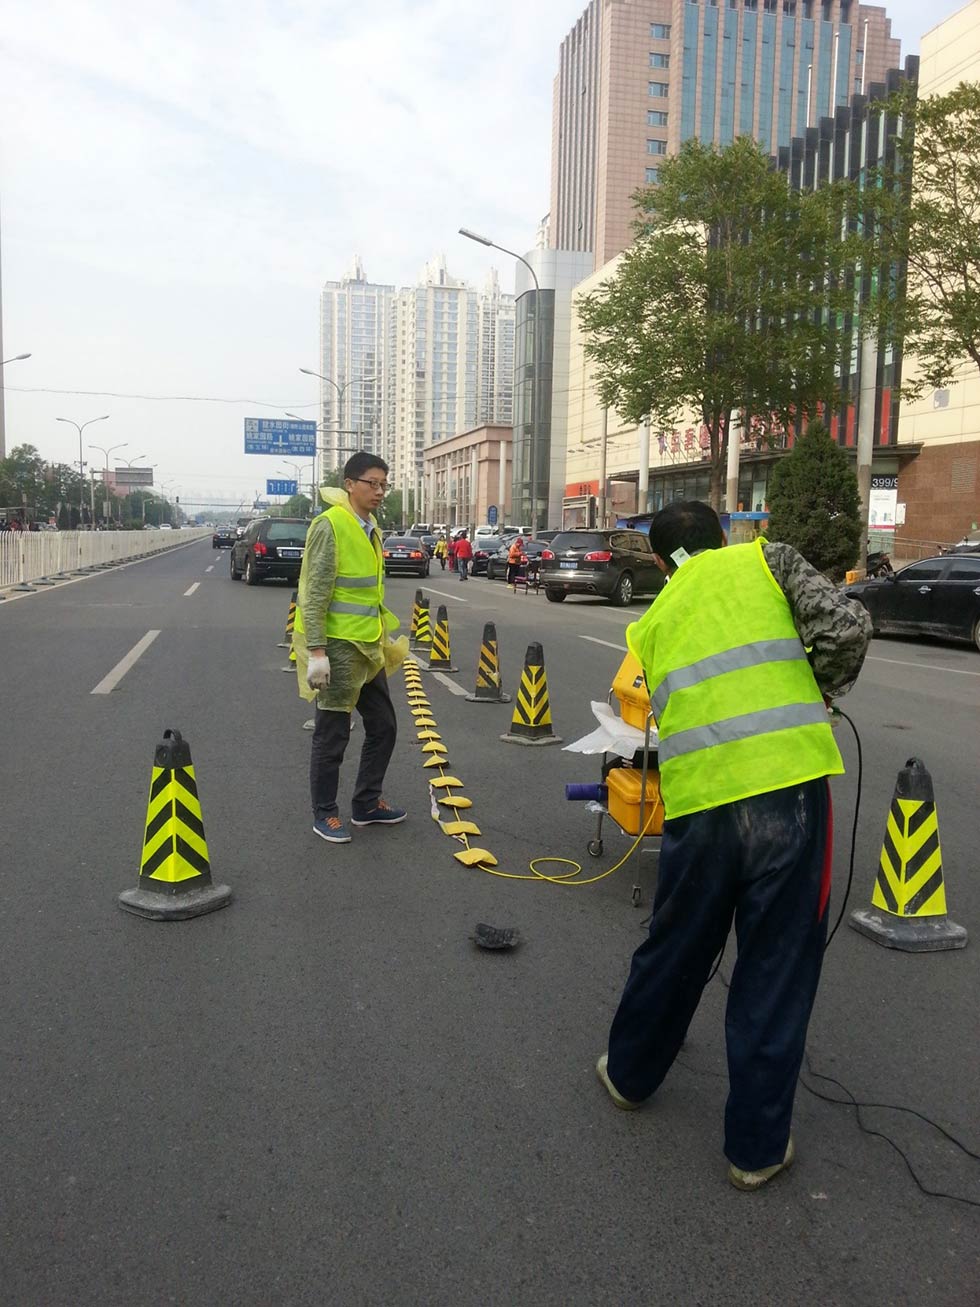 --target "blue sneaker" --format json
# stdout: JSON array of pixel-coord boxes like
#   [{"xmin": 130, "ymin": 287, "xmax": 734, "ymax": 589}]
[
  {"xmin": 350, "ymin": 800, "xmax": 407, "ymax": 827},
  {"xmin": 313, "ymin": 815, "xmax": 352, "ymax": 844}
]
